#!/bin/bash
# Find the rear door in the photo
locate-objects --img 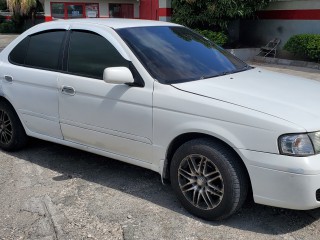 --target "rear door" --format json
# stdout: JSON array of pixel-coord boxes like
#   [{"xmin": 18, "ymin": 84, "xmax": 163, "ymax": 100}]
[
  {"xmin": 58, "ymin": 24, "xmax": 153, "ymax": 163},
  {"xmin": 0, "ymin": 24, "xmax": 68, "ymax": 139}
]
